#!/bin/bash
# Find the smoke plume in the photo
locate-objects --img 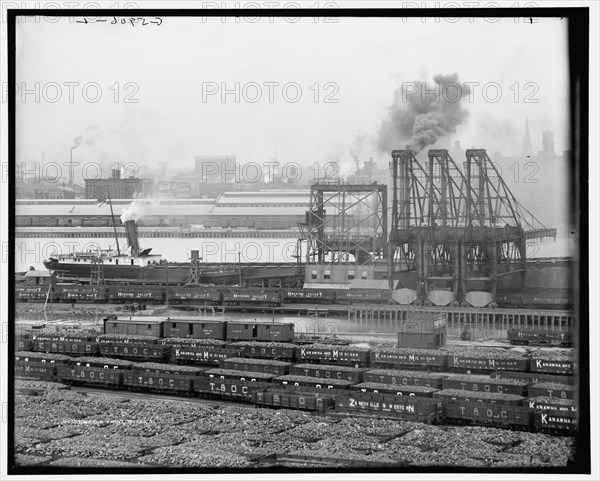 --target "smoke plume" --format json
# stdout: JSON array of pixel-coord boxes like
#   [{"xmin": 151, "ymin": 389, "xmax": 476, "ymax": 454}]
[
  {"xmin": 120, "ymin": 201, "xmax": 147, "ymax": 223},
  {"xmin": 377, "ymin": 73, "xmax": 471, "ymax": 153},
  {"xmin": 349, "ymin": 132, "xmax": 367, "ymax": 170},
  {"xmin": 72, "ymin": 126, "xmax": 98, "ymax": 150}
]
